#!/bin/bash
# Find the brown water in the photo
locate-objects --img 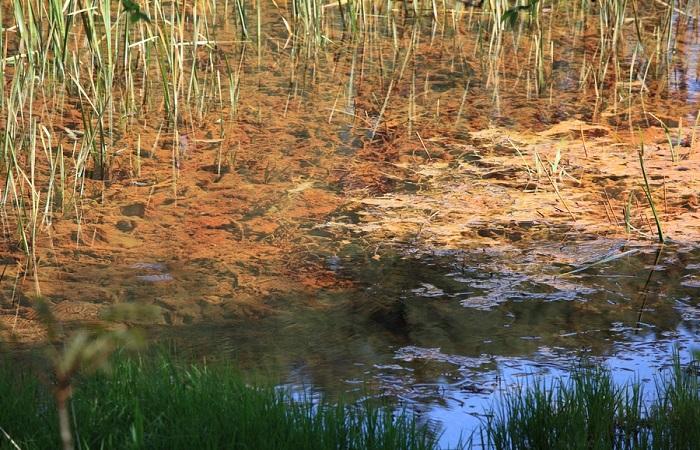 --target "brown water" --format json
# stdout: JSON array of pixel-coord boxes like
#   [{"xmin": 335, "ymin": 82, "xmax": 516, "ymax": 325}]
[{"xmin": 1, "ymin": 2, "xmax": 700, "ymax": 446}]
